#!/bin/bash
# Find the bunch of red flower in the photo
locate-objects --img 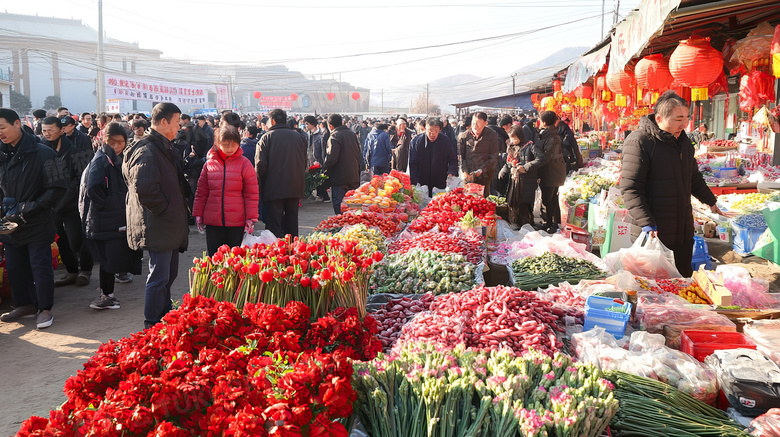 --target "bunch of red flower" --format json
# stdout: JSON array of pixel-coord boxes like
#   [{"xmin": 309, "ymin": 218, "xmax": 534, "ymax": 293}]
[
  {"xmin": 388, "ymin": 231, "xmax": 484, "ymax": 264},
  {"xmin": 315, "ymin": 211, "xmax": 406, "ymax": 237},
  {"xmin": 191, "ymin": 236, "xmax": 383, "ymax": 319},
  {"xmin": 17, "ymin": 296, "xmax": 382, "ymax": 437},
  {"xmin": 408, "ymin": 188, "xmax": 496, "ymax": 233},
  {"xmin": 308, "ymin": 162, "xmax": 322, "ymax": 173}
]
